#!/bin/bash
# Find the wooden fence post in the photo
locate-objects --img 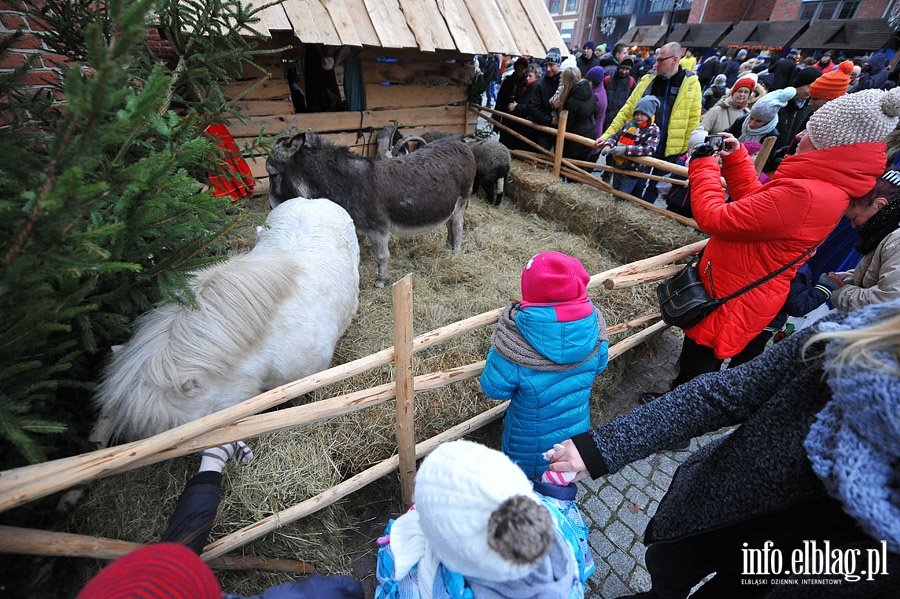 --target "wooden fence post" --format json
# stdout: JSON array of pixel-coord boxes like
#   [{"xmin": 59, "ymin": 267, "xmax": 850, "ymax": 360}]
[
  {"xmin": 754, "ymin": 136, "xmax": 777, "ymax": 175},
  {"xmin": 553, "ymin": 110, "xmax": 568, "ymax": 176},
  {"xmin": 392, "ymin": 274, "xmax": 416, "ymax": 510}
]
